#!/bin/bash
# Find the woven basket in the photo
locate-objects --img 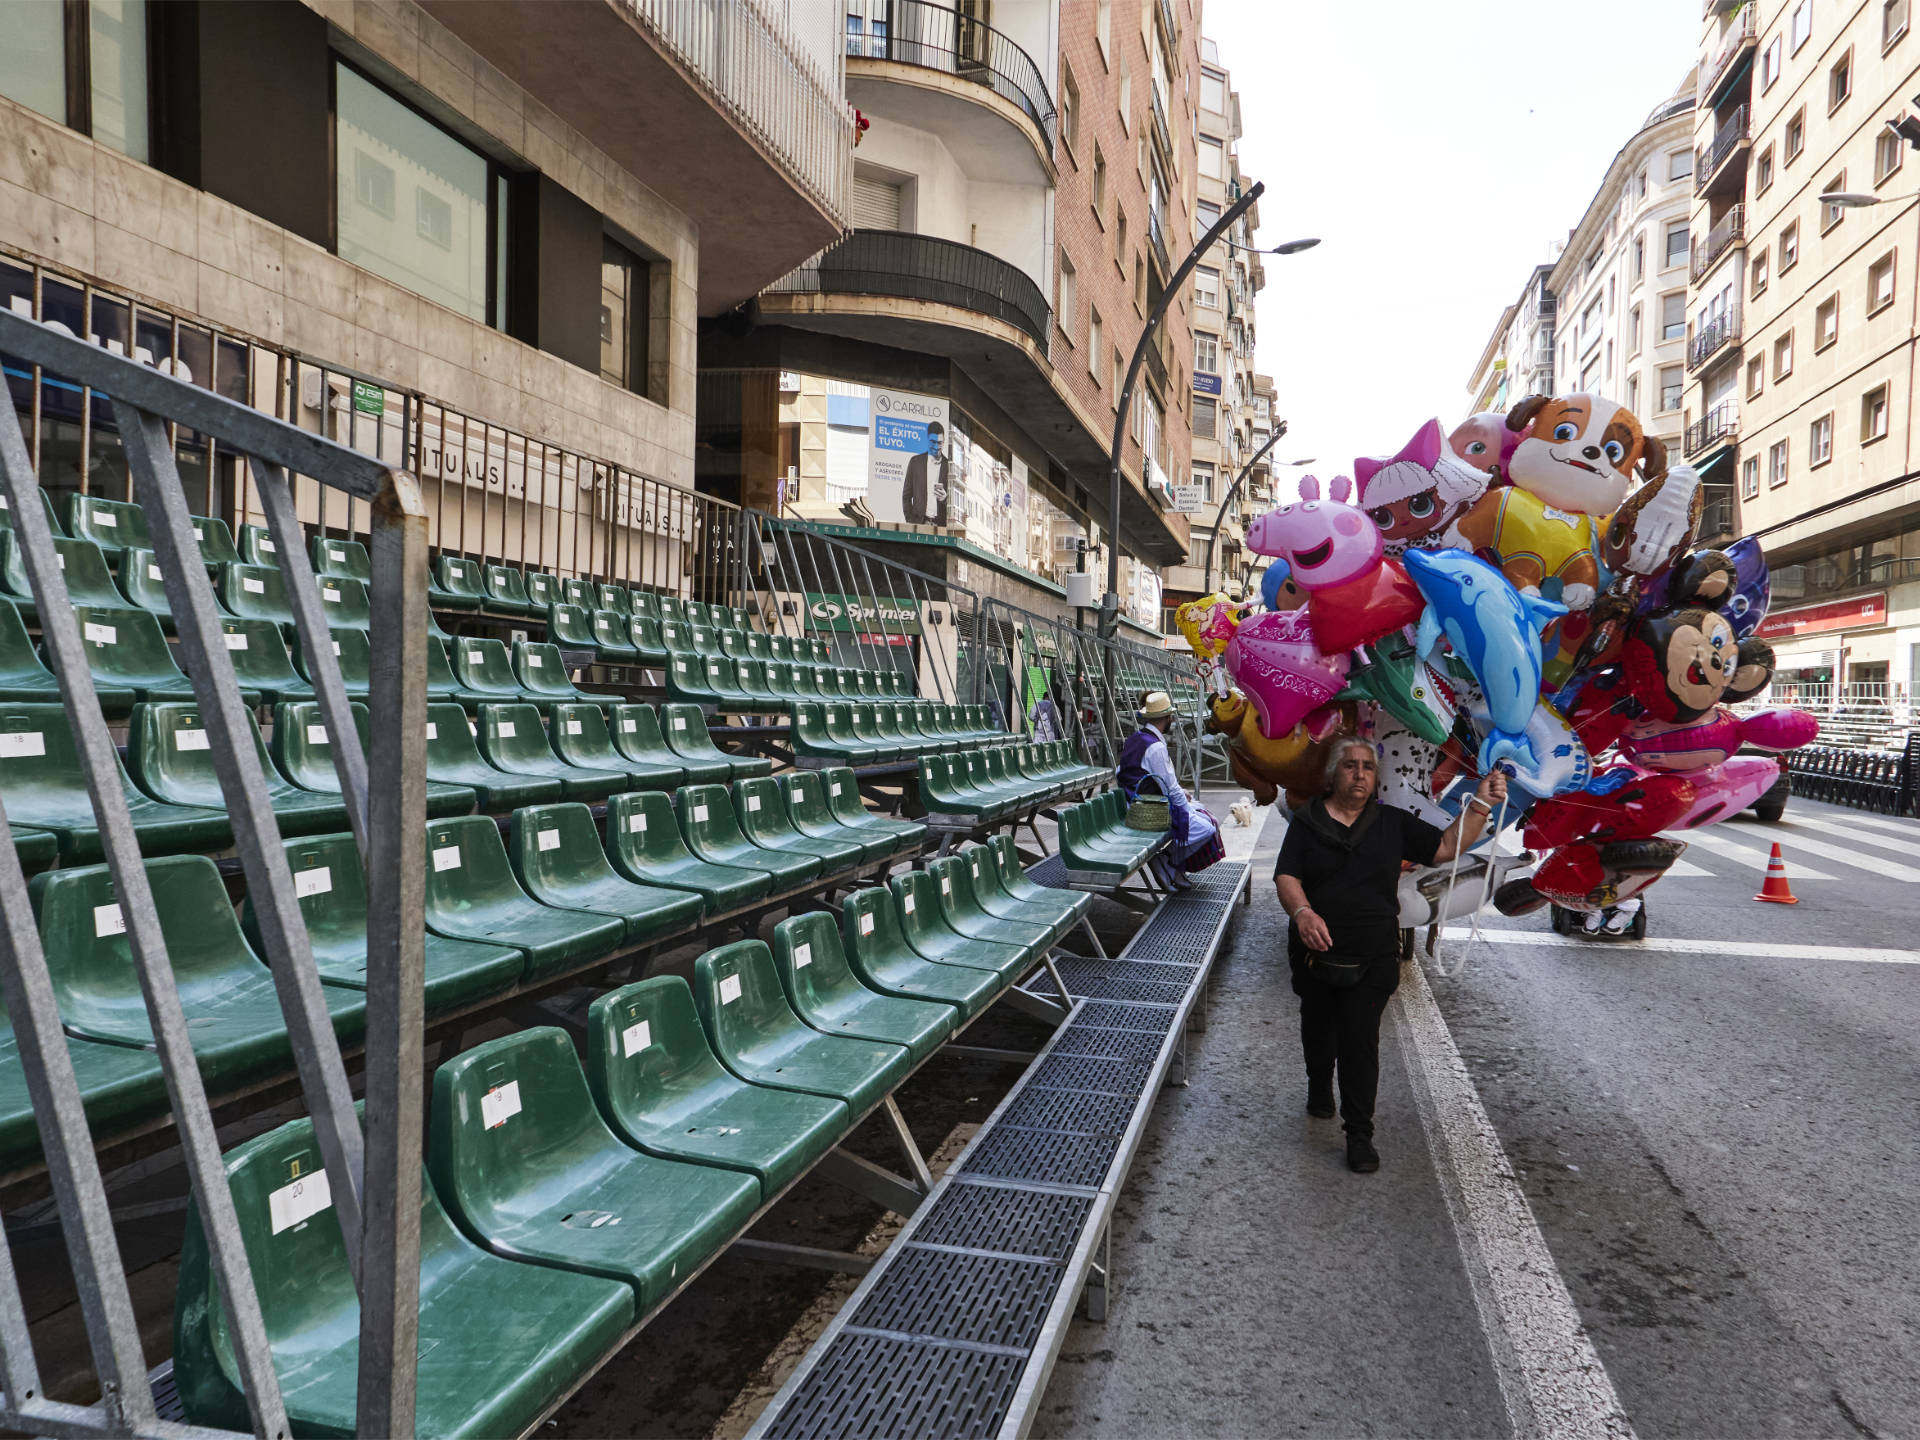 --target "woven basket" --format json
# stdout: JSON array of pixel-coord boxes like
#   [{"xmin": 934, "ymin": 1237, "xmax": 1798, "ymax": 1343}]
[{"xmin": 1125, "ymin": 797, "xmax": 1171, "ymax": 831}]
